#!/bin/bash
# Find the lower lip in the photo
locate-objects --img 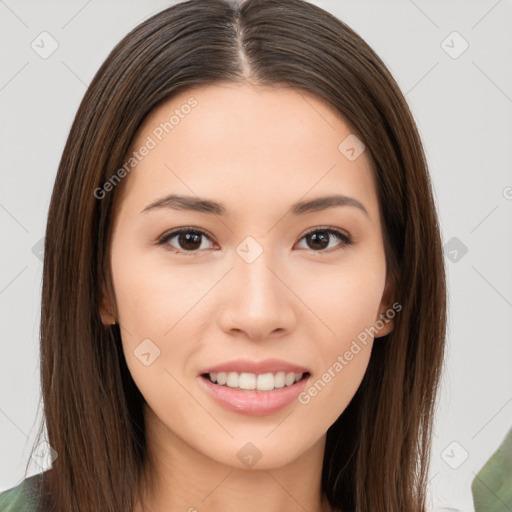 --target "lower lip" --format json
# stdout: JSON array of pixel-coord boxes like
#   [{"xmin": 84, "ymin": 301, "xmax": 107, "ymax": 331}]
[{"xmin": 198, "ymin": 374, "xmax": 310, "ymax": 417}]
